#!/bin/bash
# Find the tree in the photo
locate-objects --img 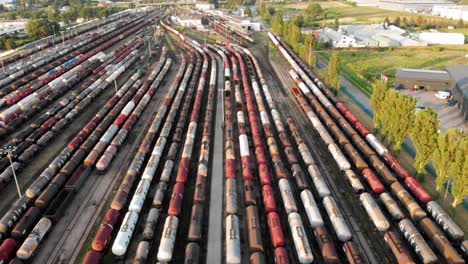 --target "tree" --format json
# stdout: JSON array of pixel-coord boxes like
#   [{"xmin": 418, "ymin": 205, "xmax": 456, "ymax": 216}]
[
  {"xmin": 384, "ymin": 17, "xmax": 390, "ymax": 25},
  {"xmin": 46, "ymin": 5, "xmax": 58, "ymax": 21},
  {"xmin": 26, "ymin": 18, "xmax": 60, "ymax": 39},
  {"xmin": 306, "ymin": 3, "xmax": 322, "ymax": 20},
  {"xmin": 7, "ymin": 12, "xmax": 17, "ymax": 20},
  {"xmin": 79, "ymin": 6, "xmax": 94, "ymax": 19},
  {"xmin": 450, "ymin": 135, "xmax": 467, "ymax": 207},
  {"xmin": 393, "ymin": 16, "xmax": 401, "ymax": 26},
  {"xmin": 60, "ymin": 11, "xmax": 73, "ymax": 24},
  {"xmin": 410, "ymin": 108, "xmax": 440, "ymax": 174},
  {"xmin": 334, "ymin": 17, "xmax": 340, "ymax": 29},
  {"xmin": 4, "ymin": 38, "xmax": 16, "ymax": 50},
  {"xmin": 257, "ymin": 0, "xmax": 265, "ymax": 15},
  {"xmin": 283, "ymin": 20, "xmax": 302, "ymax": 52},
  {"xmin": 402, "ymin": 17, "xmax": 408, "ymax": 27},
  {"xmin": 268, "ymin": 6, "xmax": 275, "ymax": 15},
  {"xmin": 391, "ymin": 93, "xmax": 416, "ymax": 151},
  {"xmin": 305, "ymin": 34, "xmax": 316, "ymax": 68},
  {"xmin": 370, "ymin": 80, "xmax": 388, "ymax": 129},
  {"xmin": 457, "ymin": 19, "xmax": 464, "ymax": 28},
  {"xmin": 433, "ymin": 129, "xmax": 462, "ymax": 191},
  {"xmin": 245, "ymin": 7, "xmax": 252, "ymax": 17},
  {"xmin": 380, "ymin": 91, "xmax": 416, "ymax": 151},
  {"xmin": 271, "ymin": 12, "xmax": 283, "ymax": 35},
  {"xmin": 293, "ymin": 14, "xmax": 304, "ymax": 28},
  {"xmin": 380, "ymin": 90, "xmax": 396, "ymax": 141},
  {"xmin": 327, "ymin": 52, "xmax": 340, "ymax": 92},
  {"xmin": 261, "ymin": 10, "xmax": 271, "ymax": 24}
]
